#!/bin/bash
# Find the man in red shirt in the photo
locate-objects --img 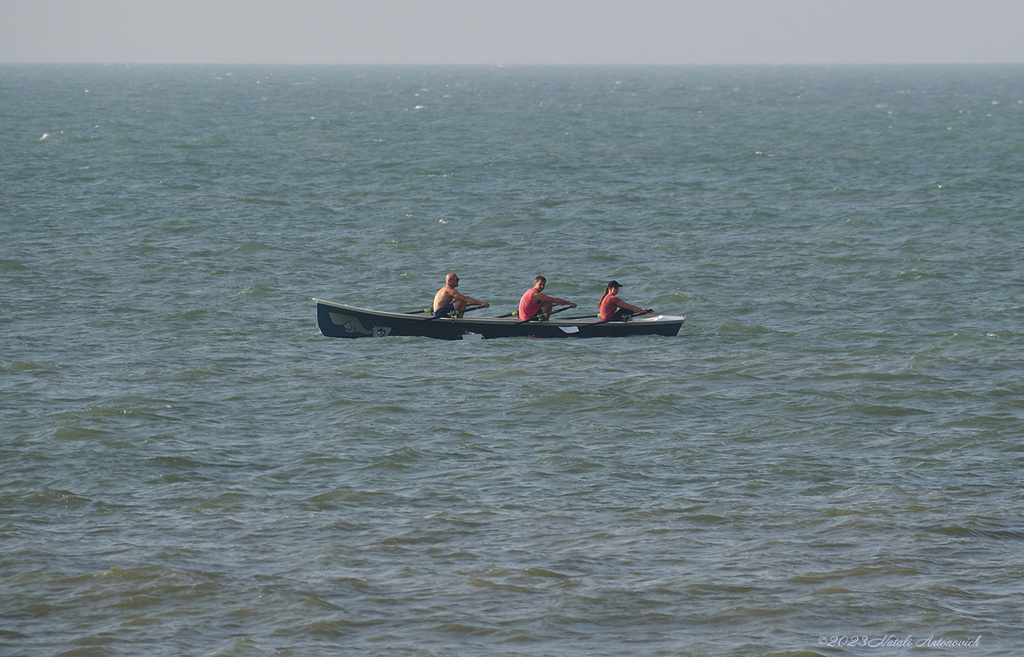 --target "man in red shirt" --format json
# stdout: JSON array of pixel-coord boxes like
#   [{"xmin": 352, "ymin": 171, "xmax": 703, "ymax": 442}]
[{"xmin": 518, "ymin": 275, "xmax": 576, "ymax": 321}]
